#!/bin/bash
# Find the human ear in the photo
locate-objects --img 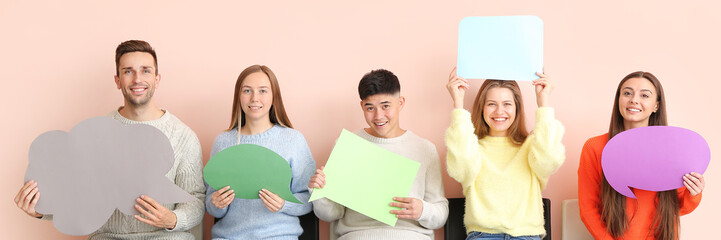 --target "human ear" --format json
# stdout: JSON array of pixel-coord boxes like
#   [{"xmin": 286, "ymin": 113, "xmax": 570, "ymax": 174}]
[
  {"xmin": 155, "ymin": 74, "xmax": 161, "ymax": 88},
  {"xmin": 654, "ymin": 101, "xmax": 659, "ymax": 112}
]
